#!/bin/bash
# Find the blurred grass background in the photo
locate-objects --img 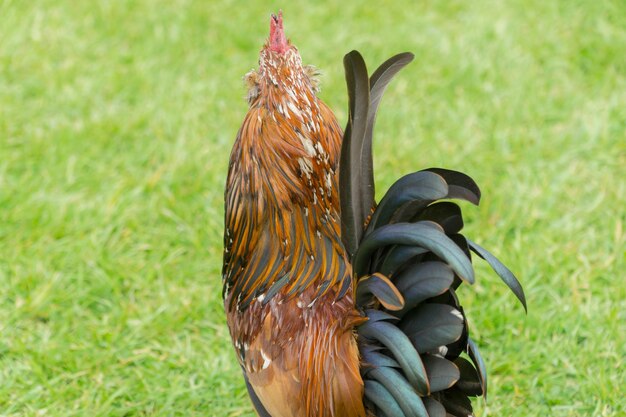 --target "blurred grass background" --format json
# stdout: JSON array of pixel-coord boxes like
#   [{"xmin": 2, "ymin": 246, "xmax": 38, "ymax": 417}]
[{"xmin": 1, "ymin": 0, "xmax": 625, "ymax": 415}]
